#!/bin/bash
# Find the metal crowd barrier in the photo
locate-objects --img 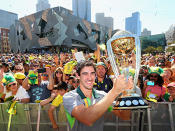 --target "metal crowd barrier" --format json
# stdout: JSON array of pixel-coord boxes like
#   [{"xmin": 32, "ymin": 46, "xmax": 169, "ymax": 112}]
[{"xmin": 0, "ymin": 102, "xmax": 175, "ymax": 131}]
